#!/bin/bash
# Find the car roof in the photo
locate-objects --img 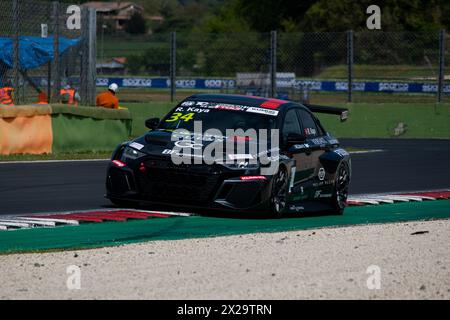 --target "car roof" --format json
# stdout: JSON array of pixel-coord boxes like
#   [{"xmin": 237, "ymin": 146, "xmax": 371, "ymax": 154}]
[{"xmin": 186, "ymin": 93, "xmax": 297, "ymax": 110}]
